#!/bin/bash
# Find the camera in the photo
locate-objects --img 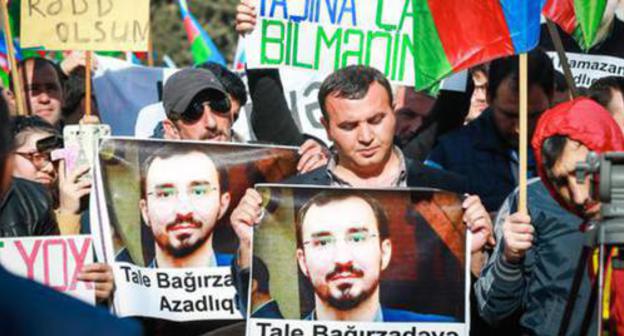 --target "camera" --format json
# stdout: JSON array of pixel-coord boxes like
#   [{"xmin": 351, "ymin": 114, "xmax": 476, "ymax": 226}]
[{"xmin": 575, "ymin": 151, "xmax": 624, "ymax": 246}]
